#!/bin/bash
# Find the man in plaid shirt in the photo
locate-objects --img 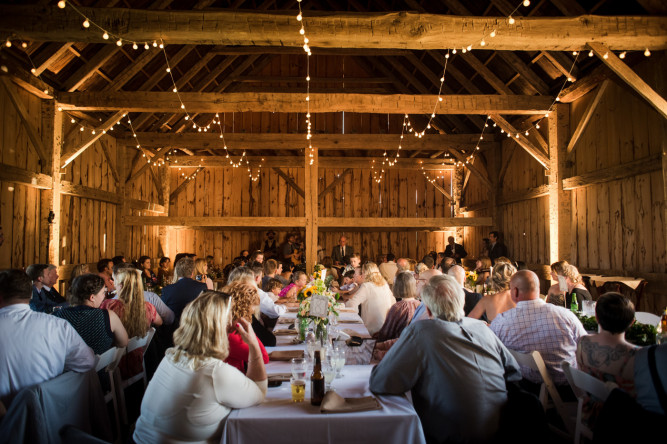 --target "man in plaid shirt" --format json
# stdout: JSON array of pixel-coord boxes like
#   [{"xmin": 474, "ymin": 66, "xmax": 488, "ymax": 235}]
[{"xmin": 490, "ymin": 270, "xmax": 587, "ymax": 397}]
